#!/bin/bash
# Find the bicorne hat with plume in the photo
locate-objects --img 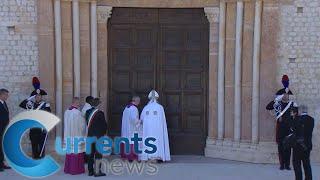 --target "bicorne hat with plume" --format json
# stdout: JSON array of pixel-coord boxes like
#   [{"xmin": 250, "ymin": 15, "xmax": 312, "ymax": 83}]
[
  {"xmin": 30, "ymin": 77, "xmax": 48, "ymax": 96},
  {"xmin": 276, "ymin": 75, "xmax": 293, "ymax": 95}
]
